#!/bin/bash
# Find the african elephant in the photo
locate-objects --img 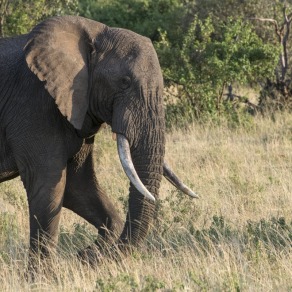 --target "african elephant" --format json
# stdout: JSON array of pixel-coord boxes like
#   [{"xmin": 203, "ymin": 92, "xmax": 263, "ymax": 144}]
[{"xmin": 0, "ymin": 16, "xmax": 197, "ymax": 261}]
